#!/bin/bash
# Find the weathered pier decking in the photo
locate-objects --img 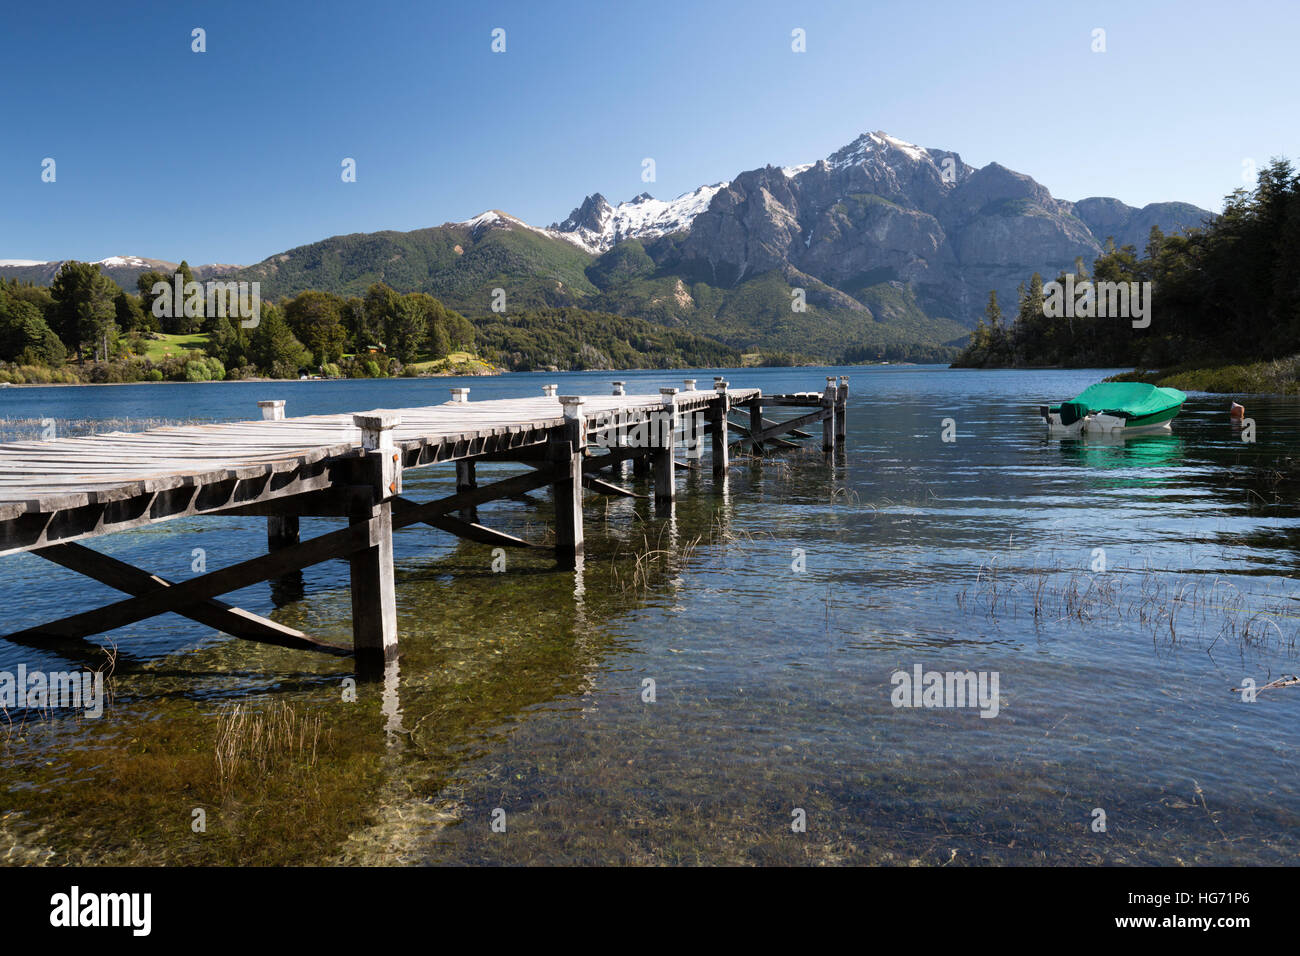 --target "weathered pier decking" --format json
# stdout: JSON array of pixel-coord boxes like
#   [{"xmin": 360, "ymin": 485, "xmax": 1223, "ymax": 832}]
[{"xmin": 0, "ymin": 376, "xmax": 848, "ymax": 675}]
